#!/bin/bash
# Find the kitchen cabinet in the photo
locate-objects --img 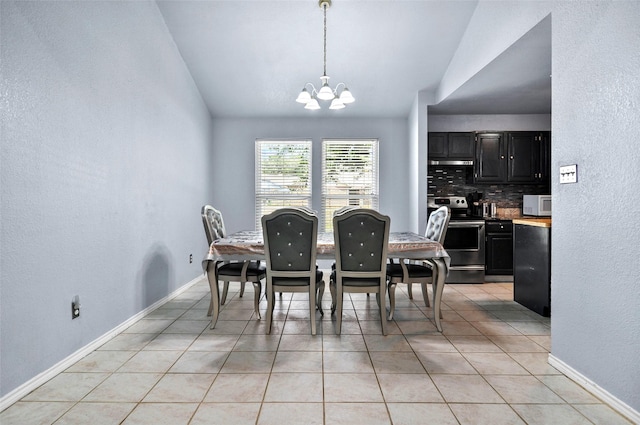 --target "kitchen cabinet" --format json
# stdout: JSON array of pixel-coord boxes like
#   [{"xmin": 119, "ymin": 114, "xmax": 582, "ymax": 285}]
[
  {"xmin": 428, "ymin": 132, "xmax": 475, "ymax": 160},
  {"xmin": 474, "ymin": 132, "xmax": 505, "ymax": 182},
  {"xmin": 474, "ymin": 131, "xmax": 550, "ymax": 184},
  {"xmin": 513, "ymin": 219, "xmax": 551, "ymax": 316},
  {"xmin": 485, "ymin": 220, "xmax": 513, "ymax": 276}
]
